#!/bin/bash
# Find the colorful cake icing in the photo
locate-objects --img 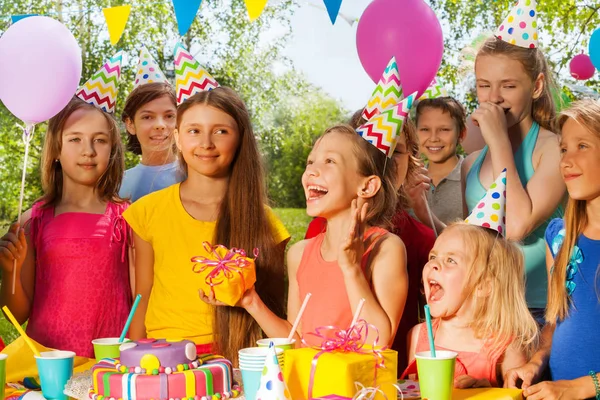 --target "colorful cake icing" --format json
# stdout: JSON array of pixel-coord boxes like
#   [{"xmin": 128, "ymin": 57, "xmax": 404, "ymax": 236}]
[{"xmin": 89, "ymin": 339, "xmax": 240, "ymax": 400}]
